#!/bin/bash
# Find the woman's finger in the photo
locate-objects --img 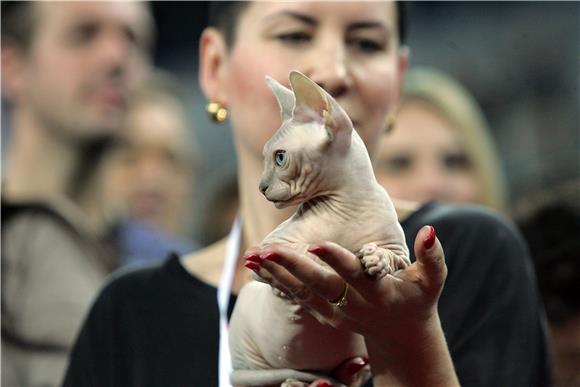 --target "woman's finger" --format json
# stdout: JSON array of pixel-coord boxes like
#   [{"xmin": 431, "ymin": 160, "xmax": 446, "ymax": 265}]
[
  {"xmin": 261, "ymin": 245, "xmax": 345, "ymax": 304},
  {"xmin": 413, "ymin": 225, "xmax": 447, "ymax": 294},
  {"xmin": 330, "ymin": 356, "xmax": 369, "ymax": 387},
  {"xmin": 258, "ymin": 258, "xmax": 344, "ymax": 327},
  {"xmin": 306, "ymin": 241, "xmax": 384, "ymax": 301},
  {"xmin": 259, "ymin": 254, "xmax": 314, "ymax": 302},
  {"xmin": 258, "ymin": 247, "xmax": 364, "ymax": 330}
]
